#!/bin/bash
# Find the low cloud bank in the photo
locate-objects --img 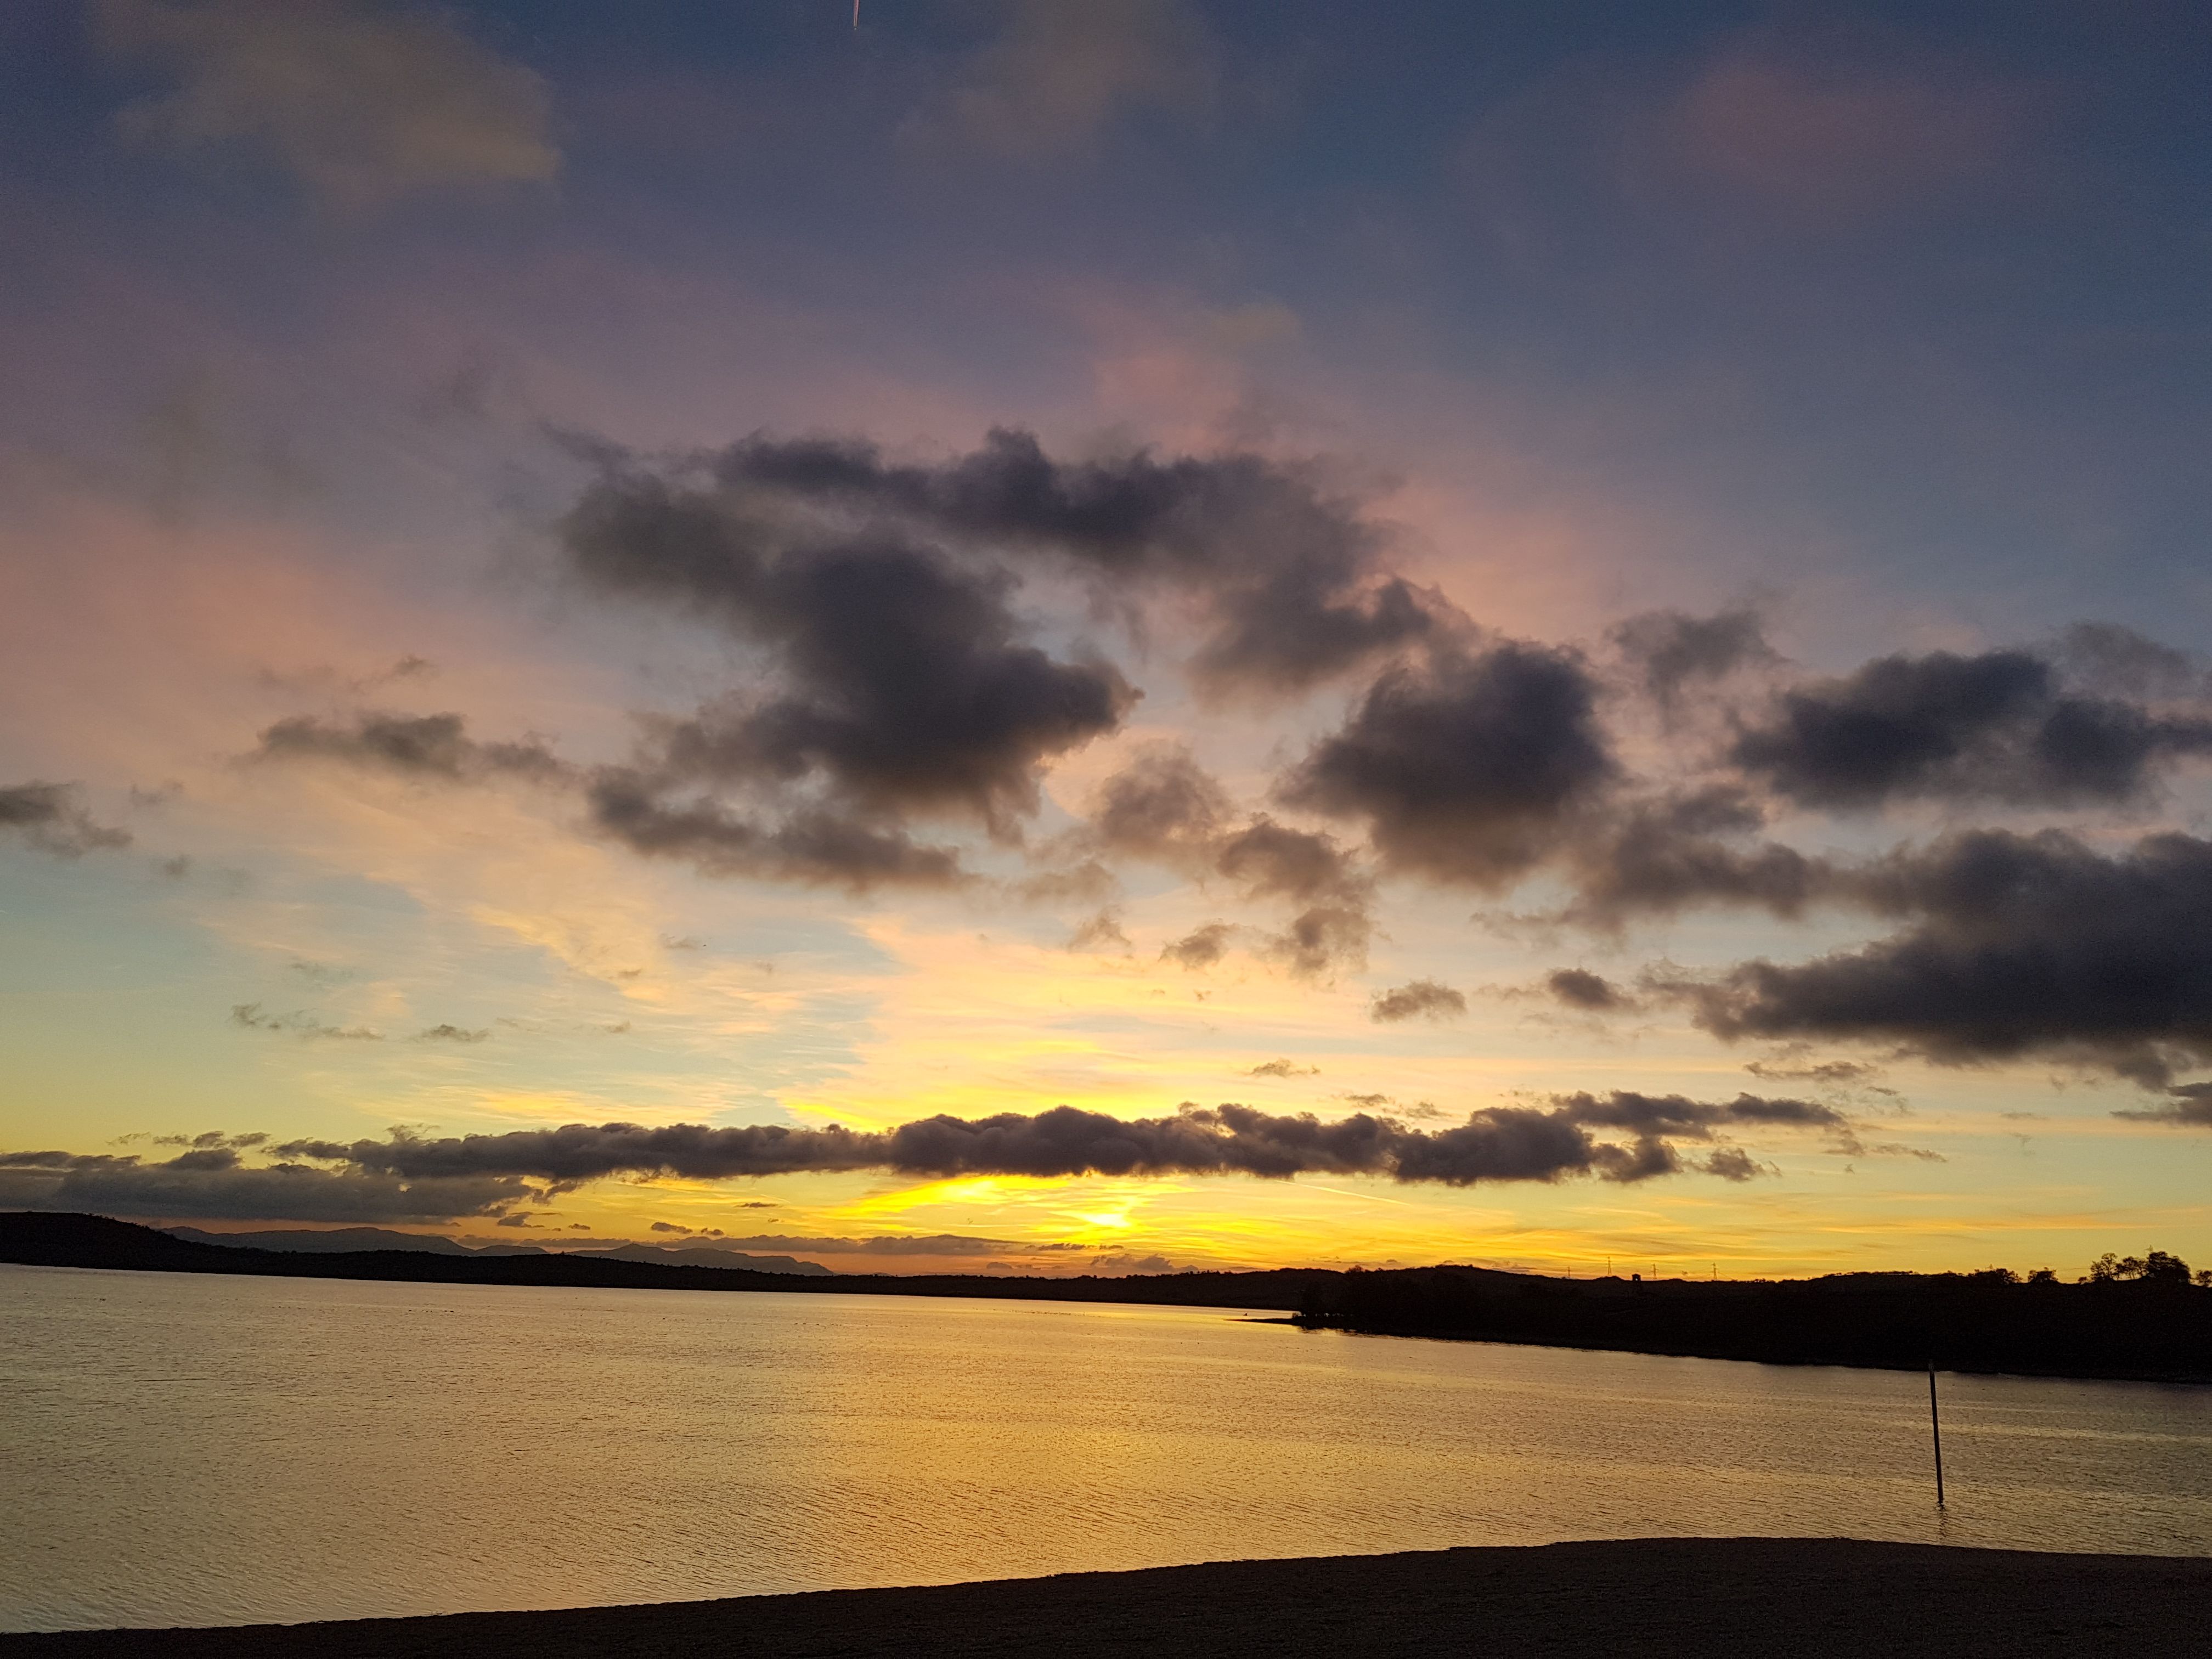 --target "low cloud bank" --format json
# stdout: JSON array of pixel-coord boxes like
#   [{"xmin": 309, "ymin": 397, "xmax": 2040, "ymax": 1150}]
[
  {"xmin": 0, "ymin": 1144, "xmax": 528, "ymax": 1222},
  {"xmin": 269, "ymin": 1094, "xmax": 1836, "ymax": 1191}
]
